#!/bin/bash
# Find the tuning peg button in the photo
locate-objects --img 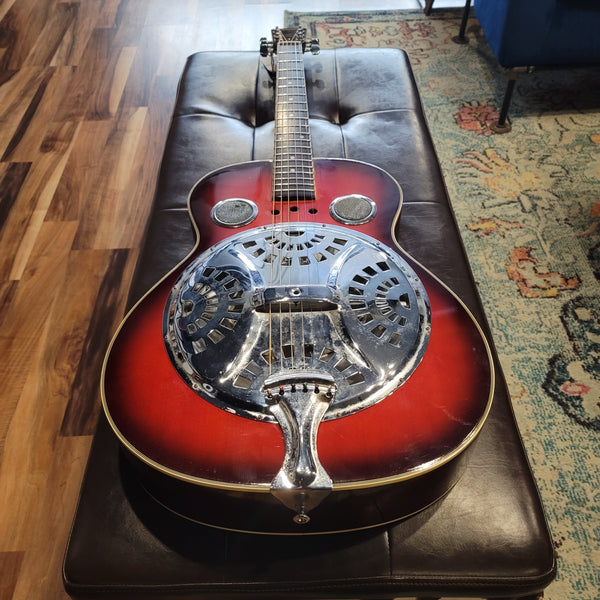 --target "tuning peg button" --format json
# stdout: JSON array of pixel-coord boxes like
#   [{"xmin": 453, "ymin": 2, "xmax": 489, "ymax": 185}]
[{"xmin": 260, "ymin": 37, "xmax": 270, "ymax": 57}]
